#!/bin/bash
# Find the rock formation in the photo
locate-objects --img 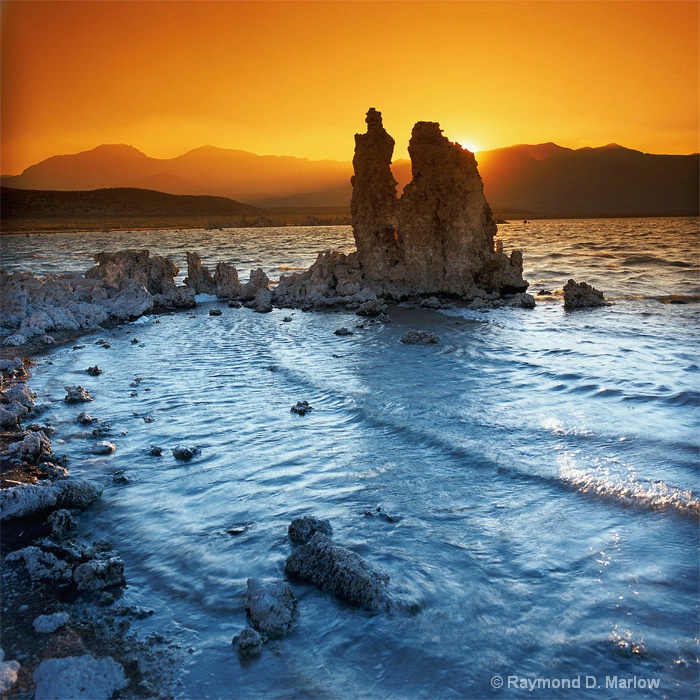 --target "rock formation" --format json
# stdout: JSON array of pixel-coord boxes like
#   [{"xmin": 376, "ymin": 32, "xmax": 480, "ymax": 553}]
[
  {"xmin": 273, "ymin": 108, "xmax": 529, "ymax": 308},
  {"xmin": 1, "ymin": 249, "xmax": 195, "ymax": 347},
  {"xmin": 563, "ymin": 279, "xmax": 606, "ymax": 309},
  {"xmin": 284, "ymin": 531, "xmax": 392, "ymax": 610}
]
